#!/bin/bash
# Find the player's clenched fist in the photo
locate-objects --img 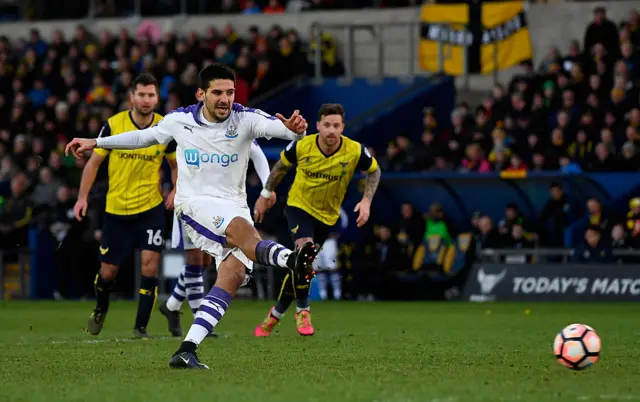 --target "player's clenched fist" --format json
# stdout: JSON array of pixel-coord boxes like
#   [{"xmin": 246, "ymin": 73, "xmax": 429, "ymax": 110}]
[
  {"xmin": 66, "ymin": 138, "xmax": 97, "ymax": 159},
  {"xmin": 275, "ymin": 109, "xmax": 308, "ymax": 135}
]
